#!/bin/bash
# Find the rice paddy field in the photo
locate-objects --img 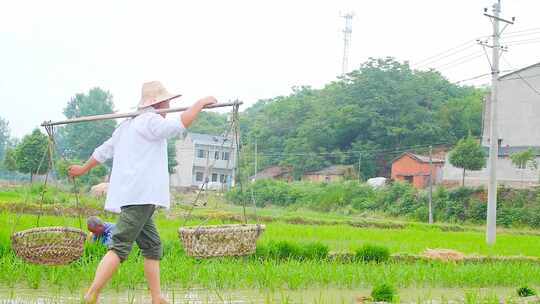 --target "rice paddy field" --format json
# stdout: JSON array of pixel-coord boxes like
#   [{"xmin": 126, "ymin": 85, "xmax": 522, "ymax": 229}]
[{"xmin": 1, "ymin": 185, "xmax": 540, "ymax": 303}]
